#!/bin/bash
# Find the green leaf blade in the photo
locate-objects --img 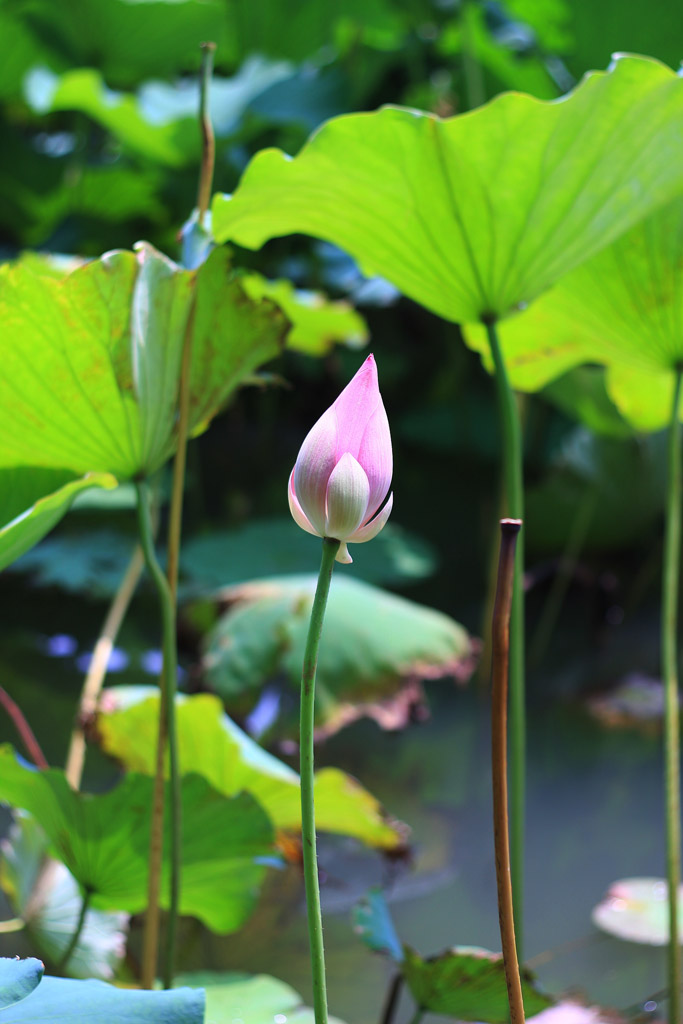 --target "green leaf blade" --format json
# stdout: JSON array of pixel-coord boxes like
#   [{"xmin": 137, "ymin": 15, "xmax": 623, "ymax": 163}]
[{"xmin": 213, "ymin": 55, "xmax": 683, "ymax": 324}]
